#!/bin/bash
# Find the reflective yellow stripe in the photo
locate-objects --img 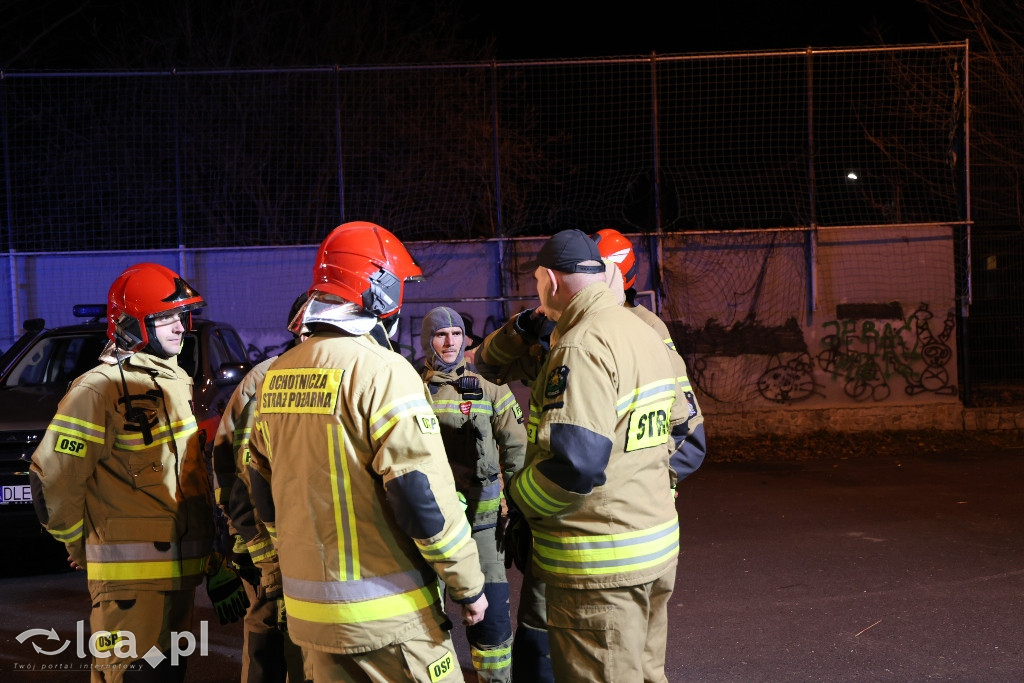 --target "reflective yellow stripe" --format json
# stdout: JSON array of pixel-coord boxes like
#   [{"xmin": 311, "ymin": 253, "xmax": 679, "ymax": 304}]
[
  {"xmin": 417, "ymin": 516, "xmax": 473, "ymax": 562},
  {"xmin": 285, "ymin": 584, "xmax": 438, "ymax": 624},
  {"xmin": 248, "ymin": 538, "xmax": 276, "ymax": 563},
  {"xmin": 115, "ymin": 419, "xmax": 198, "ymax": 451},
  {"xmin": 472, "ymin": 644, "xmax": 512, "ymax": 671},
  {"xmin": 48, "ymin": 519, "xmax": 84, "ymax": 543},
  {"xmin": 512, "ymin": 467, "xmax": 568, "ymax": 517},
  {"xmin": 48, "ymin": 414, "xmax": 105, "ymax": 443},
  {"xmin": 431, "ymin": 400, "xmax": 493, "ymax": 416},
  {"xmin": 616, "ymin": 379, "xmax": 676, "ymax": 417},
  {"xmin": 255, "ymin": 421, "xmax": 273, "ymax": 462},
  {"xmin": 532, "ymin": 519, "xmax": 679, "ymax": 576},
  {"xmin": 493, "ymin": 390, "xmax": 518, "ymax": 416},
  {"xmin": 369, "ymin": 394, "xmax": 431, "ymax": 440},
  {"xmin": 327, "ymin": 424, "xmax": 360, "ymax": 581},
  {"xmin": 87, "ymin": 556, "xmax": 208, "ymax": 581}
]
